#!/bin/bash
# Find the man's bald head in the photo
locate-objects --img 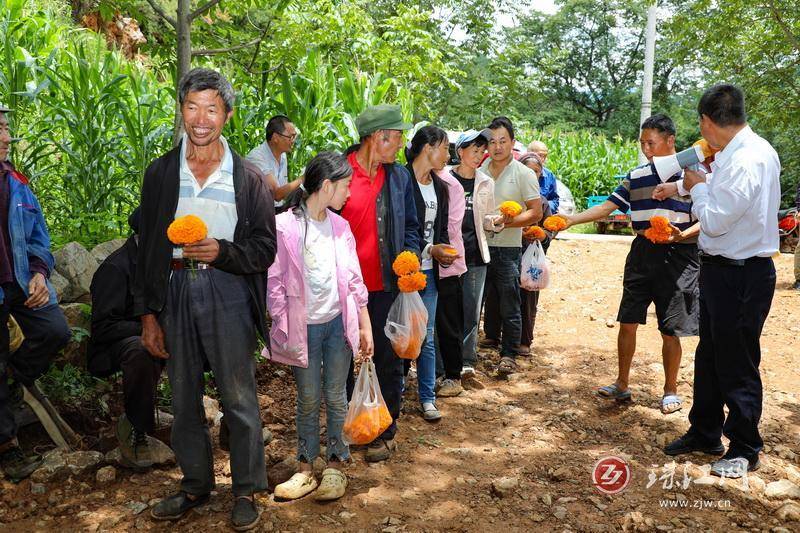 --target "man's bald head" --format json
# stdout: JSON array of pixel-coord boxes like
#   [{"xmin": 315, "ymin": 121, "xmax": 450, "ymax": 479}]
[{"xmin": 527, "ymin": 140, "xmax": 549, "ymax": 164}]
